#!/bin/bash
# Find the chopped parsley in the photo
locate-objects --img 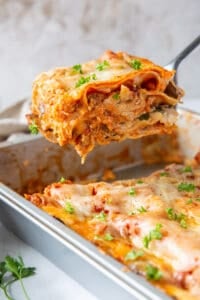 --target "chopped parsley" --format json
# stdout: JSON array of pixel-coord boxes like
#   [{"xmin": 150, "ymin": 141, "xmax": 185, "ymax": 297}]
[
  {"xmin": 186, "ymin": 199, "xmax": 193, "ymax": 204},
  {"xmin": 137, "ymin": 206, "xmax": 147, "ymax": 213},
  {"xmin": 146, "ymin": 264, "xmax": 162, "ymax": 281},
  {"xmin": 95, "ymin": 211, "xmax": 107, "ymax": 222},
  {"xmin": 143, "ymin": 224, "xmax": 163, "ymax": 248},
  {"xmin": 75, "ymin": 74, "xmax": 97, "ymax": 88},
  {"xmin": 72, "ymin": 64, "xmax": 83, "ymax": 74},
  {"xmin": 104, "ymin": 233, "xmax": 114, "ymax": 241},
  {"xmin": 128, "ymin": 187, "xmax": 136, "ymax": 196},
  {"xmin": 60, "ymin": 176, "xmax": 66, "ymax": 183},
  {"xmin": 137, "ymin": 179, "xmax": 144, "ymax": 184},
  {"xmin": 91, "ymin": 73, "xmax": 97, "ymax": 80},
  {"xmin": 112, "ymin": 92, "xmax": 120, "ymax": 100},
  {"xmin": 129, "ymin": 59, "xmax": 142, "ymax": 70},
  {"xmin": 65, "ymin": 202, "xmax": 75, "ymax": 214},
  {"xmin": 125, "ymin": 249, "xmax": 144, "ymax": 261},
  {"xmin": 160, "ymin": 172, "xmax": 169, "ymax": 177},
  {"xmin": 166, "ymin": 208, "xmax": 187, "ymax": 228},
  {"xmin": 181, "ymin": 166, "xmax": 192, "ymax": 173},
  {"xmin": 96, "ymin": 60, "xmax": 110, "ymax": 71},
  {"xmin": 139, "ymin": 112, "xmax": 150, "ymax": 120},
  {"xmin": 29, "ymin": 122, "xmax": 39, "ymax": 135},
  {"xmin": 186, "ymin": 198, "xmax": 200, "ymax": 204},
  {"xmin": 178, "ymin": 182, "xmax": 196, "ymax": 192}
]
